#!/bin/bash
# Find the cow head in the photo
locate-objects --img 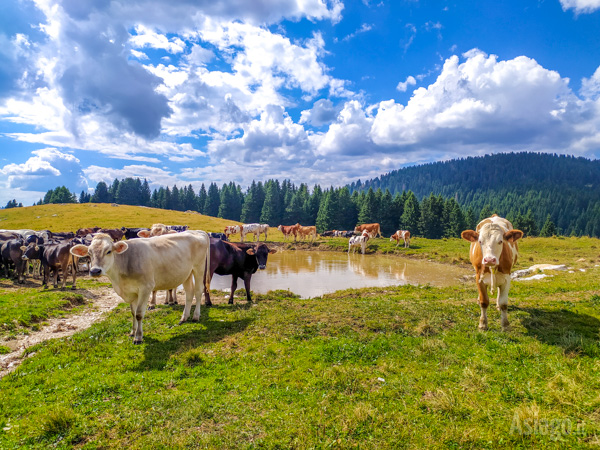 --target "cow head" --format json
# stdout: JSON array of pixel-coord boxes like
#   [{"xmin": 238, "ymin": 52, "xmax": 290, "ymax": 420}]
[
  {"xmin": 70, "ymin": 233, "xmax": 128, "ymax": 277},
  {"xmin": 21, "ymin": 243, "xmax": 41, "ymax": 260},
  {"xmin": 246, "ymin": 243, "xmax": 277, "ymax": 270},
  {"xmin": 462, "ymin": 225, "xmax": 523, "ymax": 268}
]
